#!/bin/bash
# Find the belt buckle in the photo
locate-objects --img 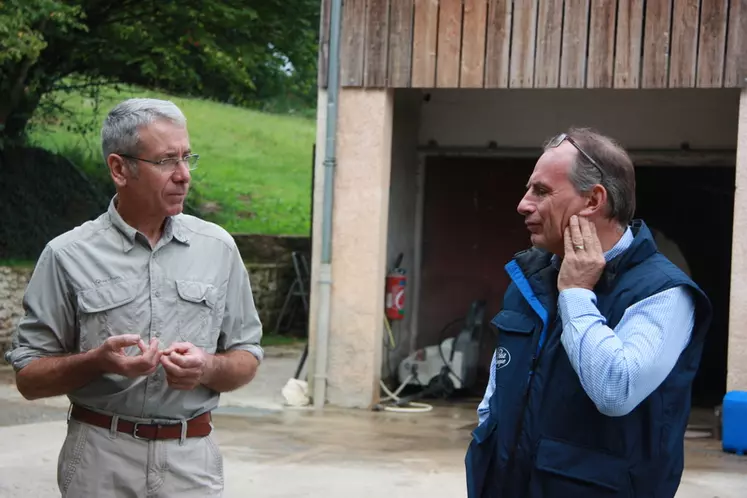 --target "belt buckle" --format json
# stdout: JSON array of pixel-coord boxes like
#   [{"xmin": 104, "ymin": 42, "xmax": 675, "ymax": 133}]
[{"xmin": 132, "ymin": 422, "xmax": 149, "ymax": 440}]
